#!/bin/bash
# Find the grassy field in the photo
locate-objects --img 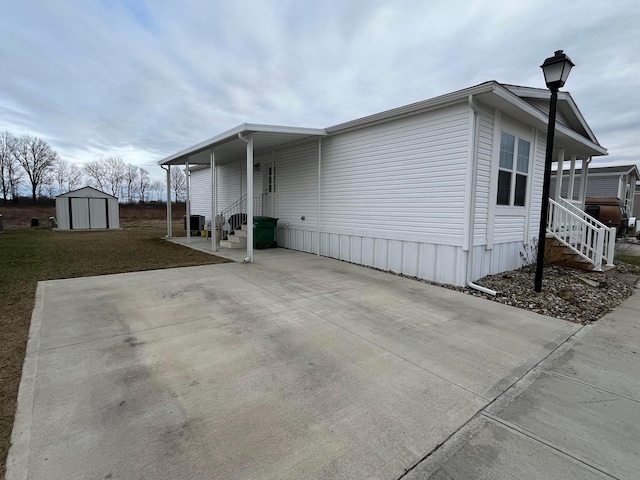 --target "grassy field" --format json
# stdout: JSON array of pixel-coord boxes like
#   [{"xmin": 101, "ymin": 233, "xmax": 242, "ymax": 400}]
[
  {"xmin": 617, "ymin": 254, "xmax": 640, "ymax": 266},
  {"xmin": 0, "ymin": 219, "xmax": 229, "ymax": 477}
]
